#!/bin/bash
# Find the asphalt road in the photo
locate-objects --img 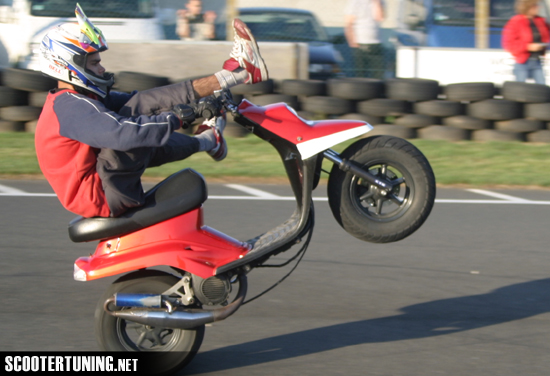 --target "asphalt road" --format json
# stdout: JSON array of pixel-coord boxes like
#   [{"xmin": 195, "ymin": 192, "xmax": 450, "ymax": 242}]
[{"xmin": 1, "ymin": 179, "xmax": 550, "ymax": 375}]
